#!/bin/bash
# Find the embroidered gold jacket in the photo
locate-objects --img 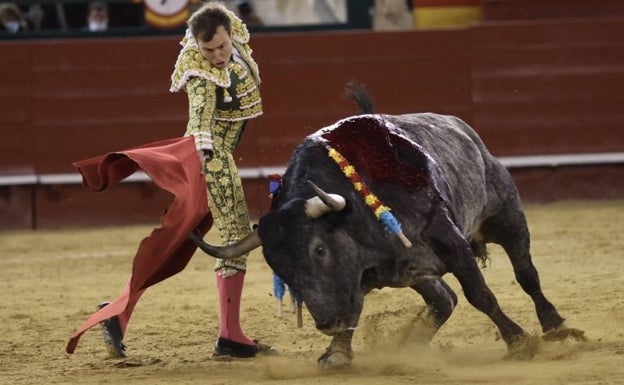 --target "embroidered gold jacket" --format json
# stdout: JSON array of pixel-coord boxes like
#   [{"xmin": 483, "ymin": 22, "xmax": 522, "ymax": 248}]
[{"xmin": 170, "ymin": 10, "xmax": 262, "ymax": 152}]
